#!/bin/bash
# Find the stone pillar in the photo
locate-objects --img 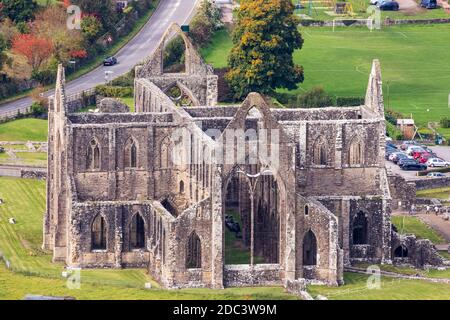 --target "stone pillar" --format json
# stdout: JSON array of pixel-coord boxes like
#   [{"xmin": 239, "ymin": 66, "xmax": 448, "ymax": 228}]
[
  {"xmin": 342, "ymin": 198, "xmax": 351, "ymax": 265},
  {"xmin": 114, "ymin": 206, "xmax": 123, "ymax": 268},
  {"xmin": 108, "ymin": 127, "xmax": 116, "ymax": 199},
  {"xmin": 334, "ymin": 124, "xmax": 343, "ymax": 185},
  {"xmin": 381, "ymin": 199, "xmax": 392, "ymax": 264},
  {"xmin": 206, "ymin": 75, "xmax": 218, "ymax": 106},
  {"xmin": 210, "ymin": 165, "xmax": 224, "ymax": 289}
]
